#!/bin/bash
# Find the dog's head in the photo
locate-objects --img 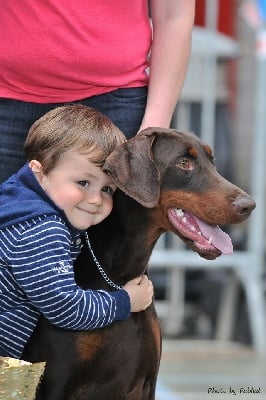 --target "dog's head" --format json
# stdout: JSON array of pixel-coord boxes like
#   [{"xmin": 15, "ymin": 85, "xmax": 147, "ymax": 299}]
[{"xmin": 104, "ymin": 128, "xmax": 255, "ymax": 259}]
